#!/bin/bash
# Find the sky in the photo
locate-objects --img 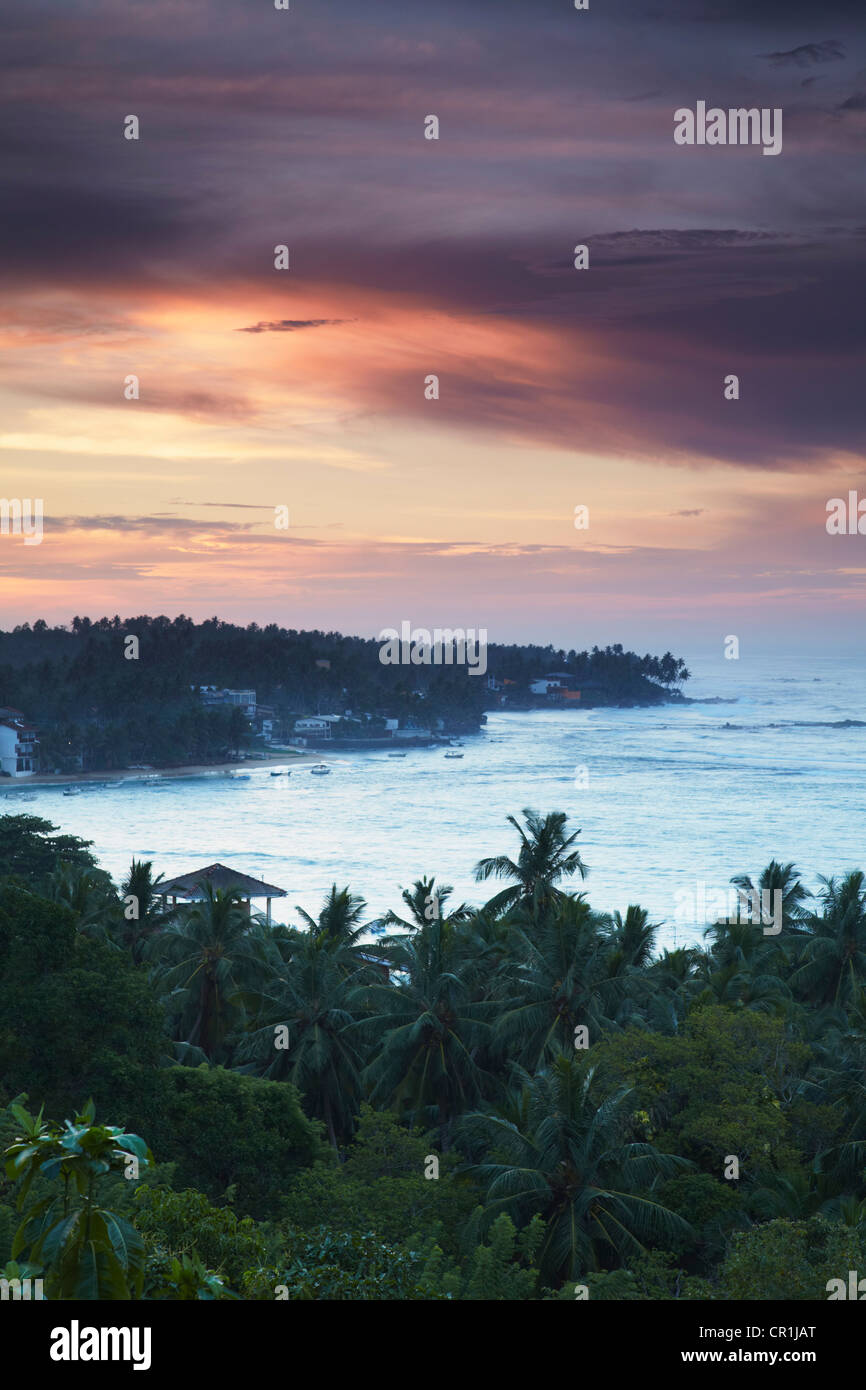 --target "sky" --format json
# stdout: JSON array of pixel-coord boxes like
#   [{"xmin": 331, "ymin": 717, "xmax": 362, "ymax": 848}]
[{"xmin": 0, "ymin": 0, "xmax": 864, "ymax": 655}]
